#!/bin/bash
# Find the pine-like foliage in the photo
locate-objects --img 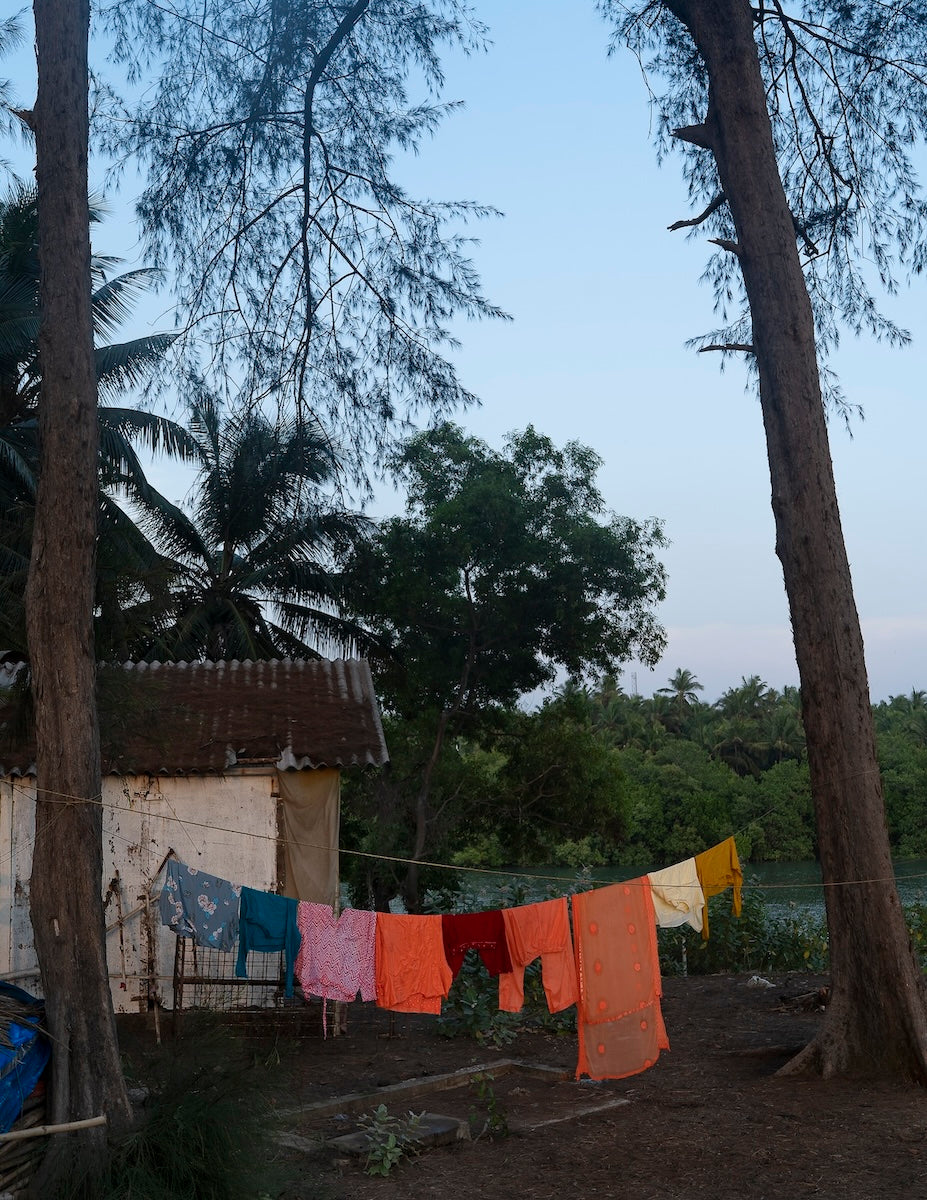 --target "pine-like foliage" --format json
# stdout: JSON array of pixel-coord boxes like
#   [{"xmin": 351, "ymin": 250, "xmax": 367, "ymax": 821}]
[
  {"xmin": 99, "ymin": 0, "xmax": 507, "ymax": 486},
  {"xmin": 601, "ymin": 0, "xmax": 927, "ymax": 416}
]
